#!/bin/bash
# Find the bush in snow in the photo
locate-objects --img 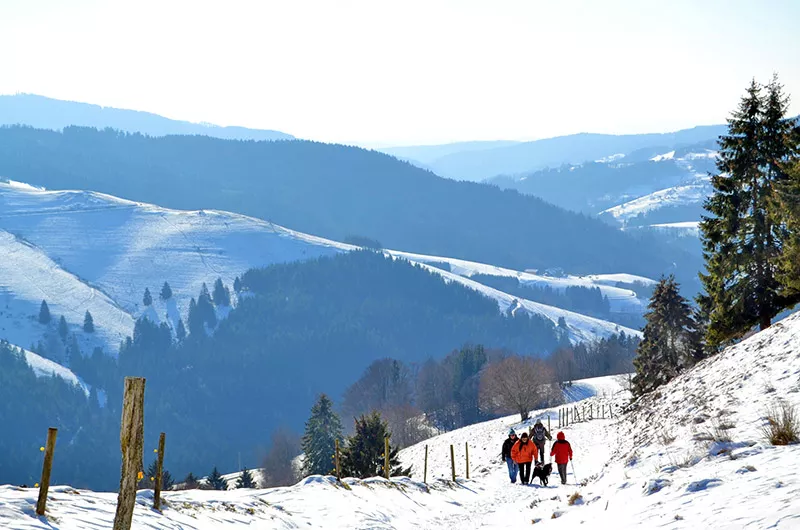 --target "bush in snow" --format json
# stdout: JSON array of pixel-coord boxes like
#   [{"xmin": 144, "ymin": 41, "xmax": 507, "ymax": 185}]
[{"xmin": 762, "ymin": 401, "xmax": 799, "ymax": 446}]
